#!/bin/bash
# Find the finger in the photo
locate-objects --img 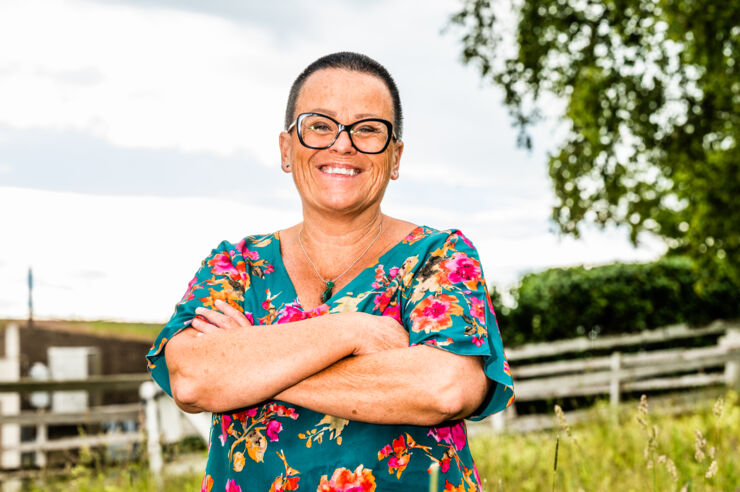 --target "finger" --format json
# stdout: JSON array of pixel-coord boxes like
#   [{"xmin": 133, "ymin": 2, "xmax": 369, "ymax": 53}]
[
  {"xmin": 194, "ymin": 307, "xmax": 237, "ymax": 330},
  {"xmin": 214, "ymin": 299, "xmax": 252, "ymax": 327},
  {"xmin": 191, "ymin": 316, "xmax": 220, "ymax": 334}
]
